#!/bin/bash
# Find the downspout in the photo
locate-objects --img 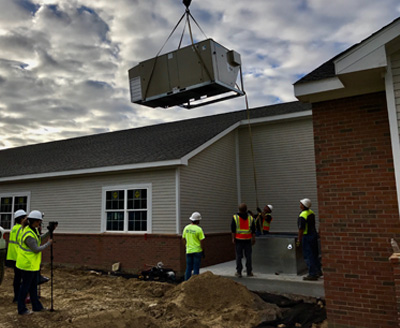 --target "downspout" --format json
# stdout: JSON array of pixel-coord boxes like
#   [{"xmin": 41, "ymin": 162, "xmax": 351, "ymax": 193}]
[
  {"xmin": 385, "ymin": 56, "xmax": 400, "ymax": 216},
  {"xmin": 176, "ymin": 167, "xmax": 181, "ymax": 234},
  {"xmin": 235, "ymin": 130, "xmax": 241, "ymax": 204}
]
